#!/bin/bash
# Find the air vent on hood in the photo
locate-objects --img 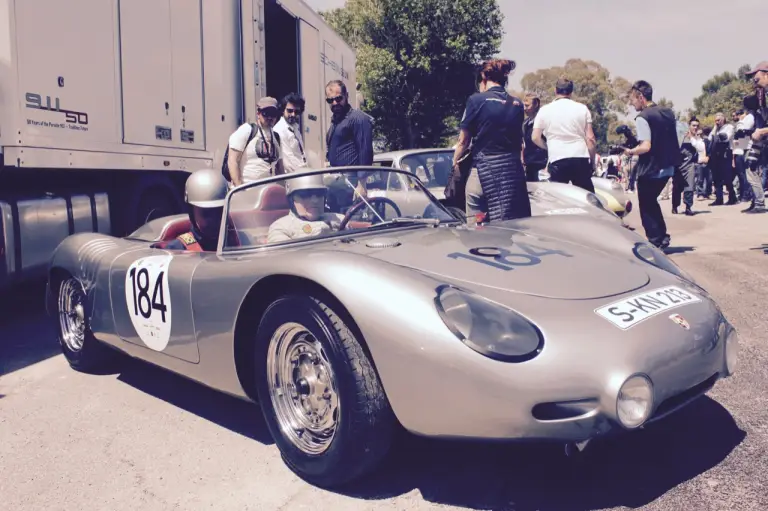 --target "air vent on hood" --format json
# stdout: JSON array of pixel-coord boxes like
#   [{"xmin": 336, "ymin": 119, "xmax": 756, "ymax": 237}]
[{"xmin": 365, "ymin": 237, "xmax": 401, "ymax": 248}]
